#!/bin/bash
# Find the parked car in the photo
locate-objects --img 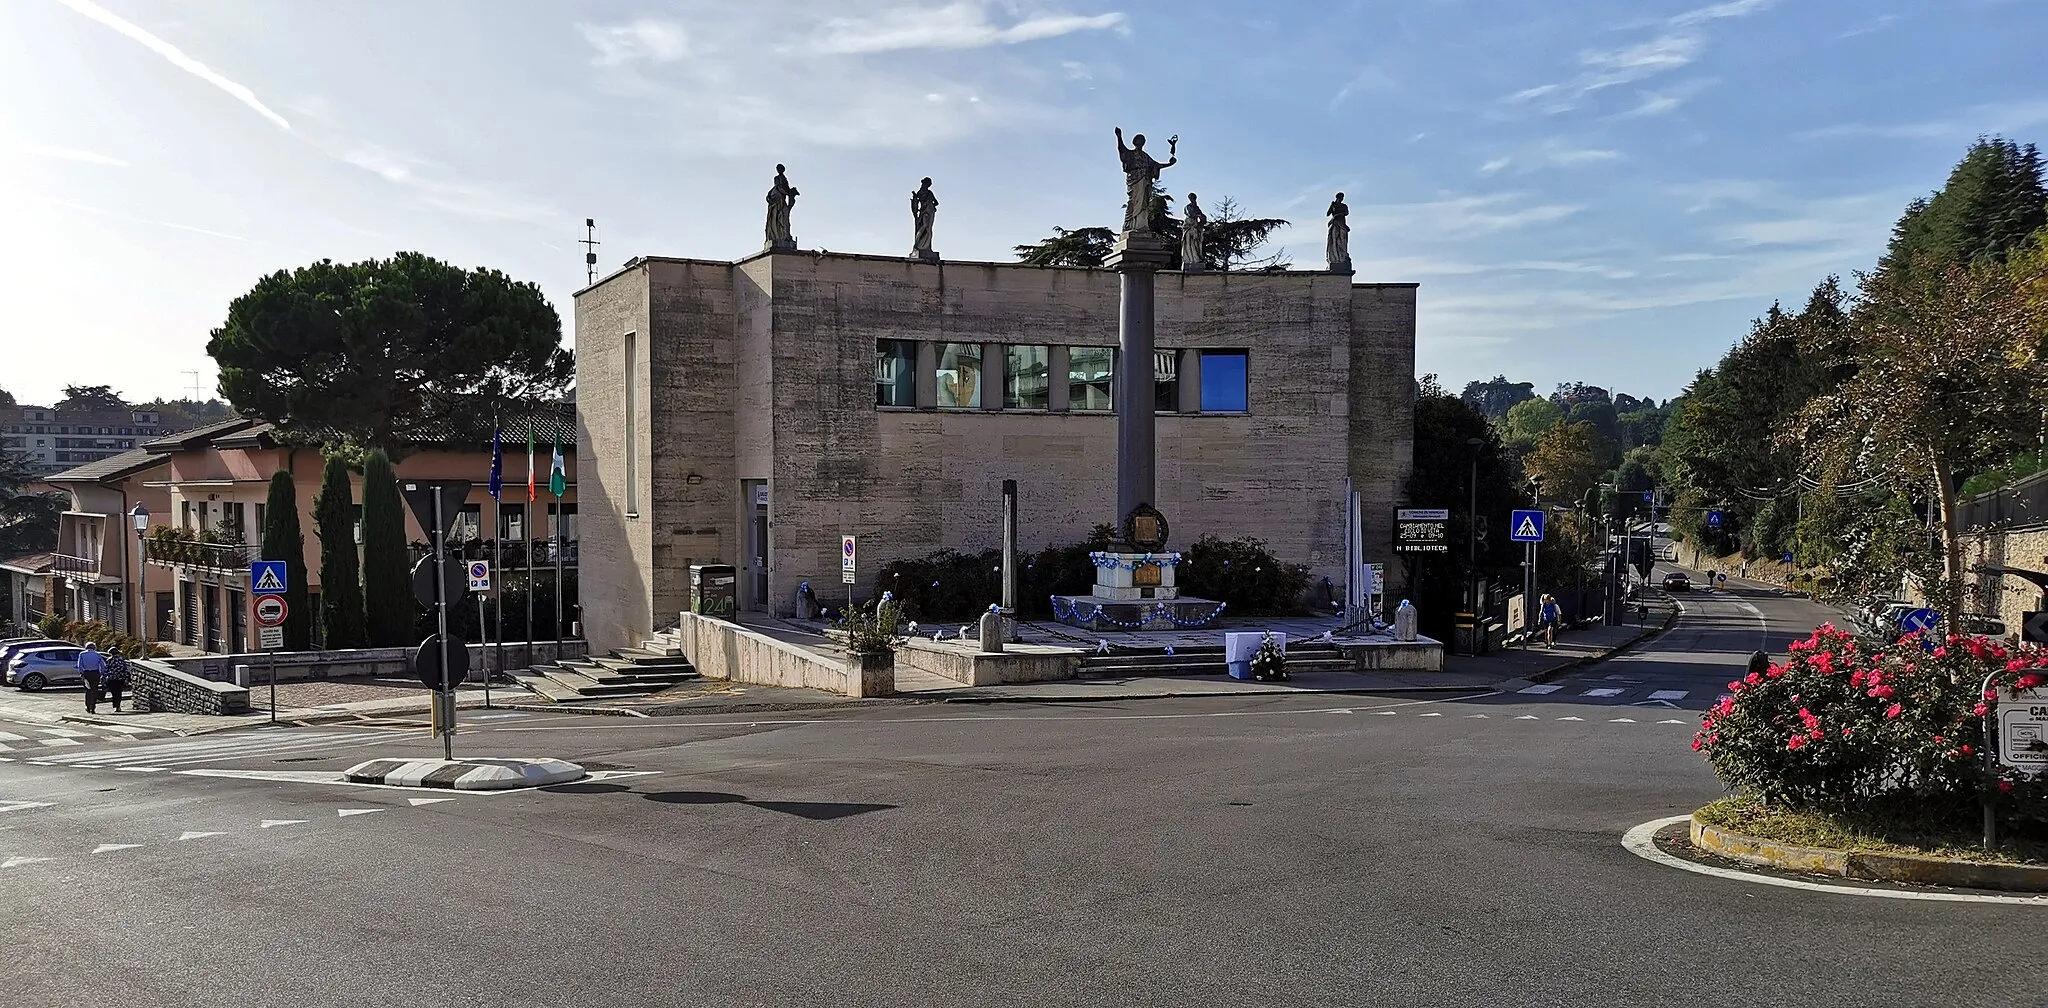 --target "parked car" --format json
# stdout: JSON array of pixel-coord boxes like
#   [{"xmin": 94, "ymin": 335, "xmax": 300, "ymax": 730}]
[
  {"xmin": 1661, "ymin": 572, "xmax": 1692, "ymax": 592},
  {"xmin": 7, "ymin": 645, "xmax": 86, "ymax": 691},
  {"xmin": 0, "ymin": 638, "xmax": 68, "ymax": 668}
]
